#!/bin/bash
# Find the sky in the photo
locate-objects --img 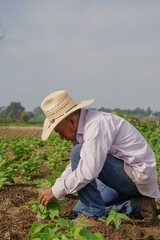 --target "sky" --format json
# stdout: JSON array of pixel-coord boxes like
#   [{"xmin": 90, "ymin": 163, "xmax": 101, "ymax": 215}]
[{"xmin": 0, "ymin": 0, "xmax": 160, "ymax": 112}]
